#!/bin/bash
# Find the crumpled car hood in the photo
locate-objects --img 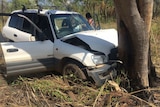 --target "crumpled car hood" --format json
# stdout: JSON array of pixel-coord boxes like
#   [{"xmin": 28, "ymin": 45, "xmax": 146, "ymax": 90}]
[{"xmin": 62, "ymin": 29, "xmax": 118, "ymax": 57}]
